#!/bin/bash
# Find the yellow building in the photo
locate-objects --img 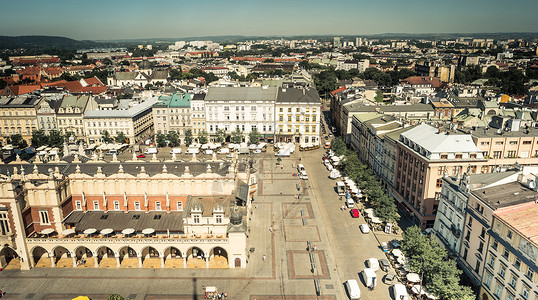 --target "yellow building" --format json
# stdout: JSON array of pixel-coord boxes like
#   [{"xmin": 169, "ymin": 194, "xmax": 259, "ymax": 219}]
[{"xmin": 0, "ymin": 95, "xmax": 41, "ymax": 145}]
